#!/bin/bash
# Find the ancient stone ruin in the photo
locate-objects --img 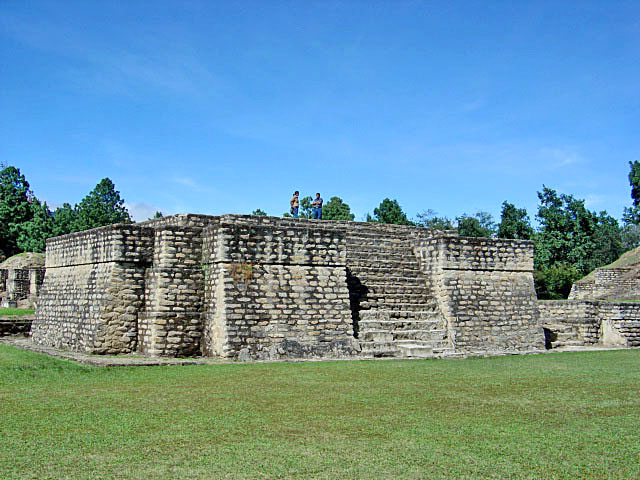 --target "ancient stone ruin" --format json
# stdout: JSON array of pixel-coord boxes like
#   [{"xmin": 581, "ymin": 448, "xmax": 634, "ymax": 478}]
[
  {"xmin": 0, "ymin": 253, "xmax": 45, "ymax": 309},
  {"xmin": 539, "ymin": 251, "xmax": 640, "ymax": 349},
  {"xmin": 30, "ymin": 214, "xmax": 545, "ymax": 360}
]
